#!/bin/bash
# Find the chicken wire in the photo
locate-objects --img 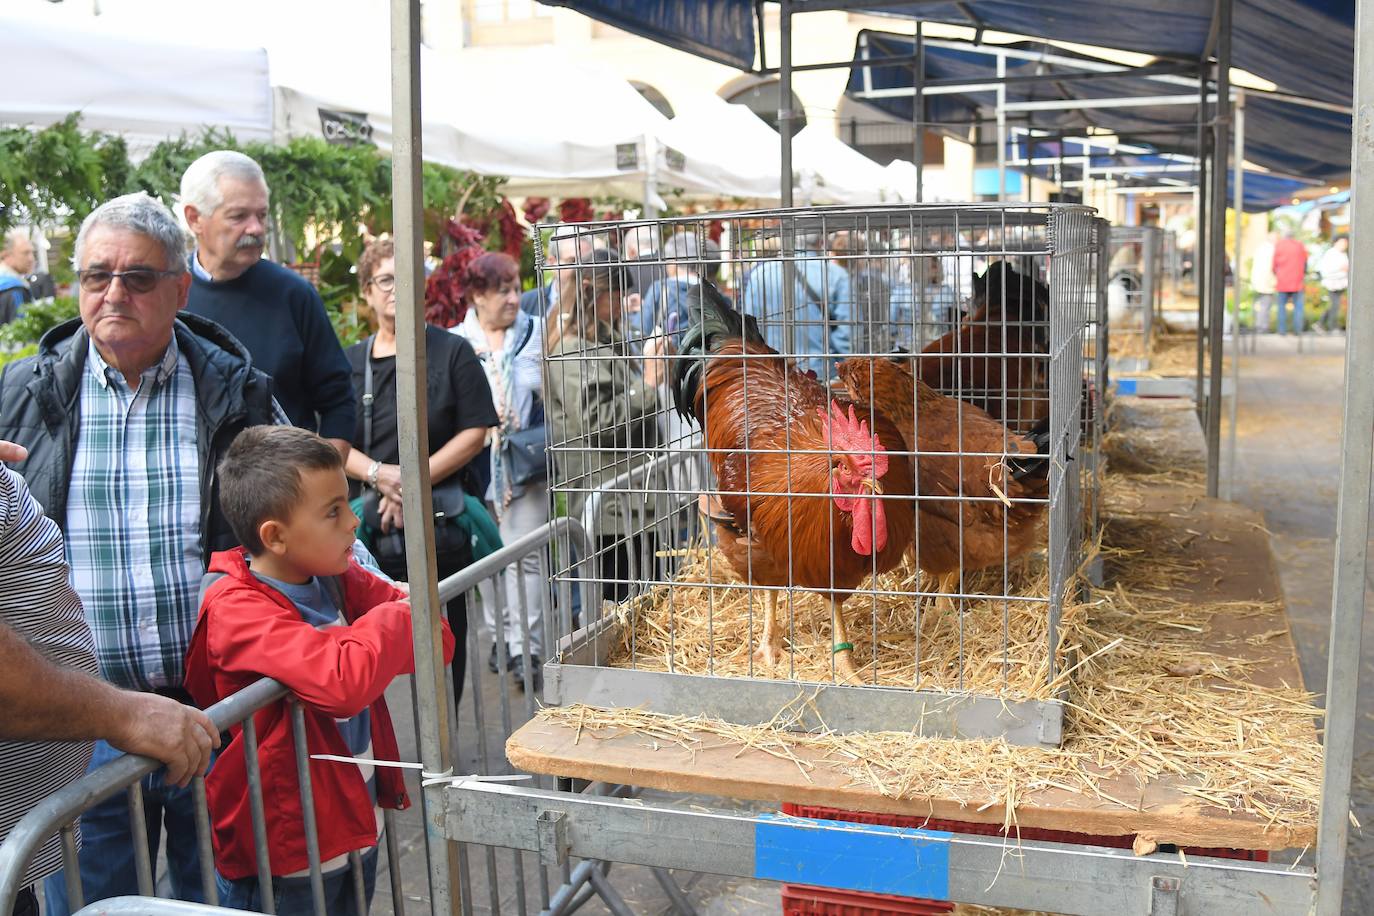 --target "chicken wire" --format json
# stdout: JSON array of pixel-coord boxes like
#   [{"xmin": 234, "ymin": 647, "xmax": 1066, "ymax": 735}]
[
  {"xmin": 539, "ymin": 203, "xmax": 1099, "ymax": 748},
  {"xmin": 1106, "ymin": 225, "xmax": 1162, "ymax": 370}
]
